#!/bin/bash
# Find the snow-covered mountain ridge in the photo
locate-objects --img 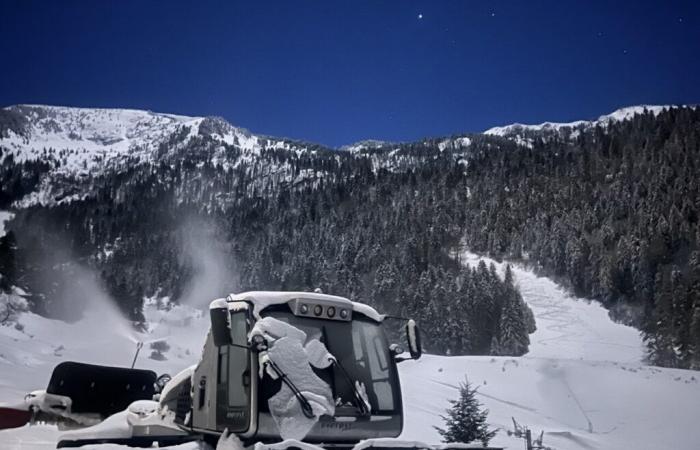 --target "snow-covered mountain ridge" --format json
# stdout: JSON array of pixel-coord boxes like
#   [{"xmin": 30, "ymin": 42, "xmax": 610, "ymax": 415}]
[
  {"xmin": 3, "ymin": 104, "xmax": 200, "ymax": 168},
  {"xmin": 0, "ymin": 103, "xmax": 692, "ymax": 207},
  {"xmin": 483, "ymin": 105, "xmax": 696, "ymax": 148},
  {"xmin": 0, "ymin": 104, "xmax": 310, "ymax": 175},
  {"xmin": 1, "ymin": 104, "xmax": 342, "ymax": 207},
  {"xmin": 484, "ymin": 105, "xmax": 677, "ymax": 136},
  {"xmin": 338, "ymin": 139, "xmax": 395, "ymax": 153},
  {"xmin": 3, "ymin": 103, "xmax": 687, "ymax": 167}
]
